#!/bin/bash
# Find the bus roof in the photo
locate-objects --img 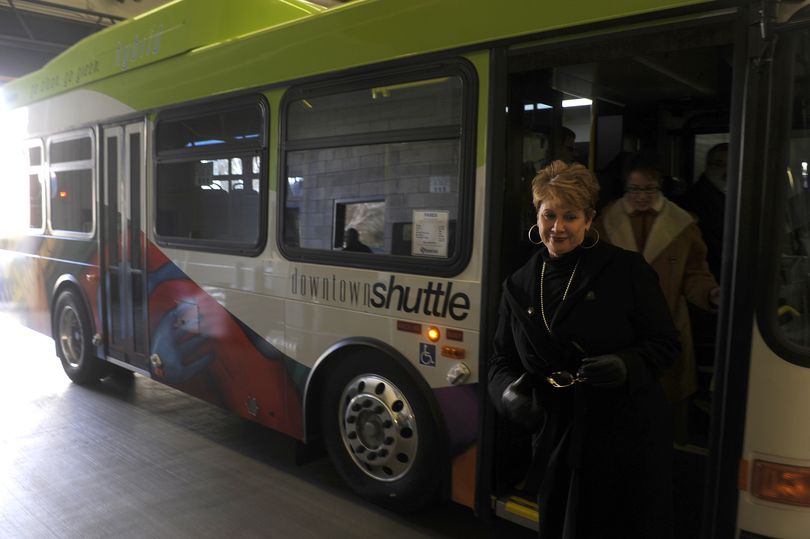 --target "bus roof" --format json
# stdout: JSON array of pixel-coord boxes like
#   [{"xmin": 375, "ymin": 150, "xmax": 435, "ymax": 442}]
[
  {"xmin": 3, "ymin": 0, "xmax": 714, "ymax": 111},
  {"xmin": 2, "ymin": 0, "xmax": 324, "ymax": 107}
]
